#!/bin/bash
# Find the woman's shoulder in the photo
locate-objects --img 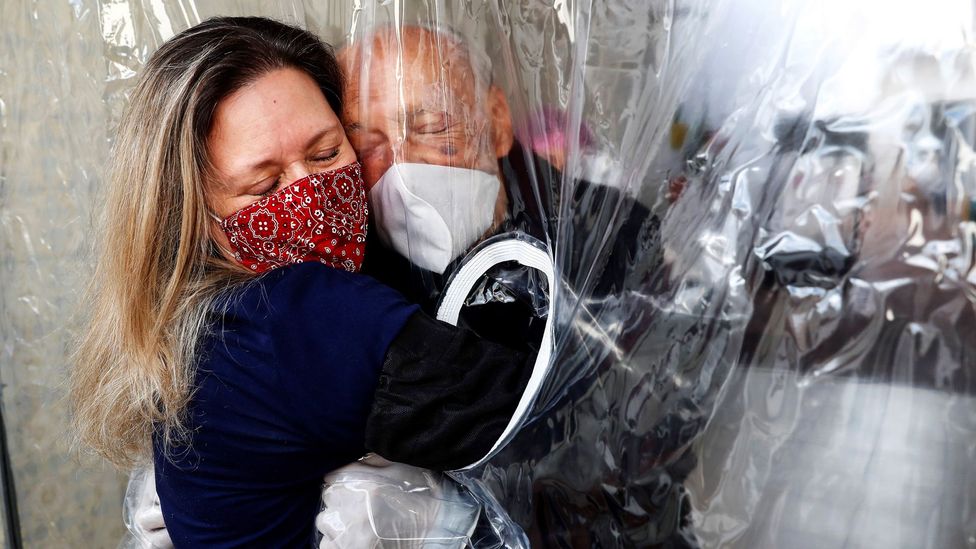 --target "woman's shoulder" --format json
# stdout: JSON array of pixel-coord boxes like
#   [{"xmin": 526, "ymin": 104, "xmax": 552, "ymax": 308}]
[
  {"xmin": 217, "ymin": 261, "xmax": 416, "ymax": 324},
  {"xmin": 265, "ymin": 261, "xmax": 409, "ymax": 309}
]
